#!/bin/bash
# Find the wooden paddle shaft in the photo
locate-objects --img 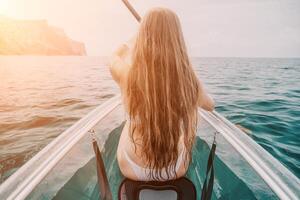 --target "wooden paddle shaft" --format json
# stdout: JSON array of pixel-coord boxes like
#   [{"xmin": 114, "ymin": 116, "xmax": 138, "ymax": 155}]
[{"xmin": 121, "ymin": 0, "xmax": 141, "ymax": 22}]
